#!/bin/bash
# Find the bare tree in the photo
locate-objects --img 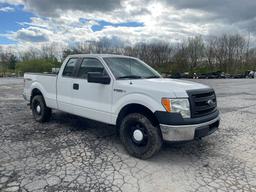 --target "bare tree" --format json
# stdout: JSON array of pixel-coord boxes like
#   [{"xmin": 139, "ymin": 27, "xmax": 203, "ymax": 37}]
[
  {"xmin": 172, "ymin": 41, "xmax": 189, "ymax": 72},
  {"xmin": 2, "ymin": 33, "xmax": 256, "ymax": 75},
  {"xmin": 205, "ymin": 37, "xmax": 217, "ymax": 70},
  {"xmin": 187, "ymin": 36, "xmax": 205, "ymax": 71}
]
